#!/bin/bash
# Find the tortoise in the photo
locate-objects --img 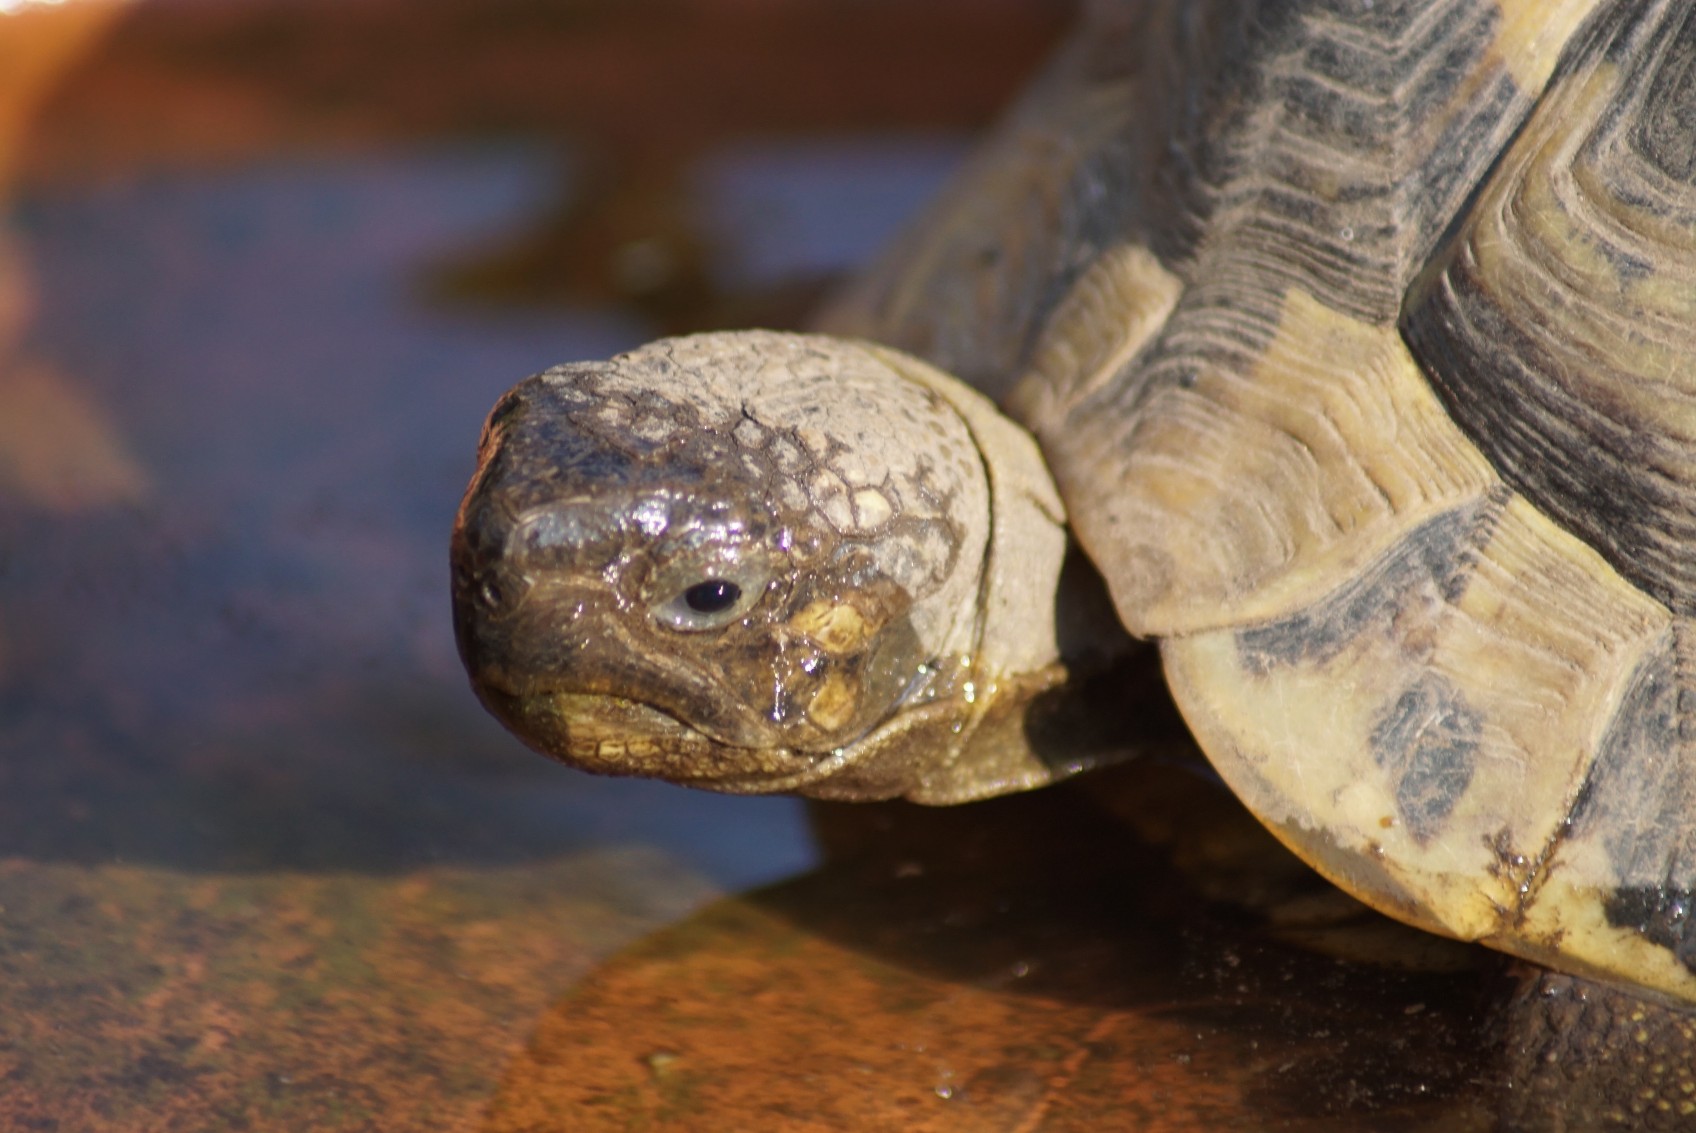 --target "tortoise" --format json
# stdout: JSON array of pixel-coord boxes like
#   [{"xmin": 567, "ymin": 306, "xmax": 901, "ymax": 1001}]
[{"xmin": 452, "ymin": 0, "xmax": 1696, "ymax": 1035}]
